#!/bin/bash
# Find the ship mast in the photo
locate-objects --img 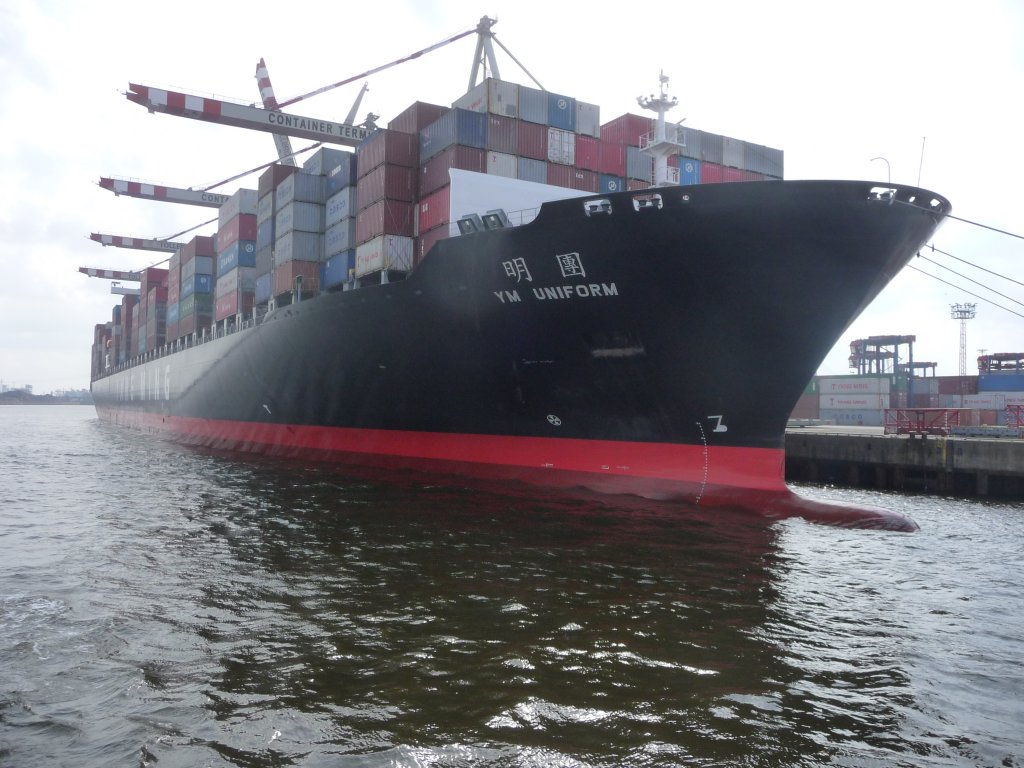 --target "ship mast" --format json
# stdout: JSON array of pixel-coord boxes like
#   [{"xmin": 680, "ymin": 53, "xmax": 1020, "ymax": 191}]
[{"xmin": 637, "ymin": 72, "xmax": 687, "ymax": 186}]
